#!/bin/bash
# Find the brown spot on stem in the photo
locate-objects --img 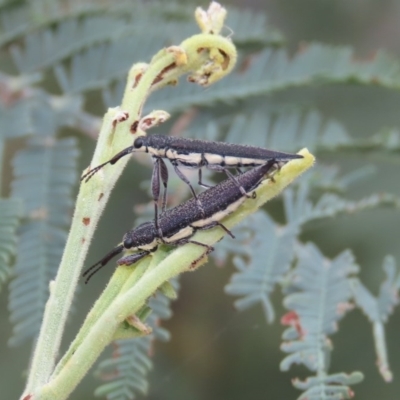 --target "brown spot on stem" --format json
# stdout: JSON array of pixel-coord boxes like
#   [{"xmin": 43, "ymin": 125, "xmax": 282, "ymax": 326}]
[
  {"xmin": 112, "ymin": 111, "xmax": 129, "ymax": 128},
  {"xmin": 152, "ymin": 63, "xmax": 177, "ymax": 86},
  {"xmin": 130, "ymin": 120, "xmax": 139, "ymax": 133},
  {"xmin": 22, "ymin": 396, "xmax": 33, "ymax": 400},
  {"xmin": 82, "ymin": 217, "xmax": 90, "ymax": 226},
  {"xmin": 133, "ymin": 73, "xmax": 143, "ymax": 88},
  {"xmin": 98, "ymin": 193, "xmax": 104, "ymax": 201},
  {"xmin": 219, "ymin": 49, "xmax": 229, "ymax": 70},
  {"xmin": 140, "ymin": 117, "xmax": 153, "ymax": 129}
]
